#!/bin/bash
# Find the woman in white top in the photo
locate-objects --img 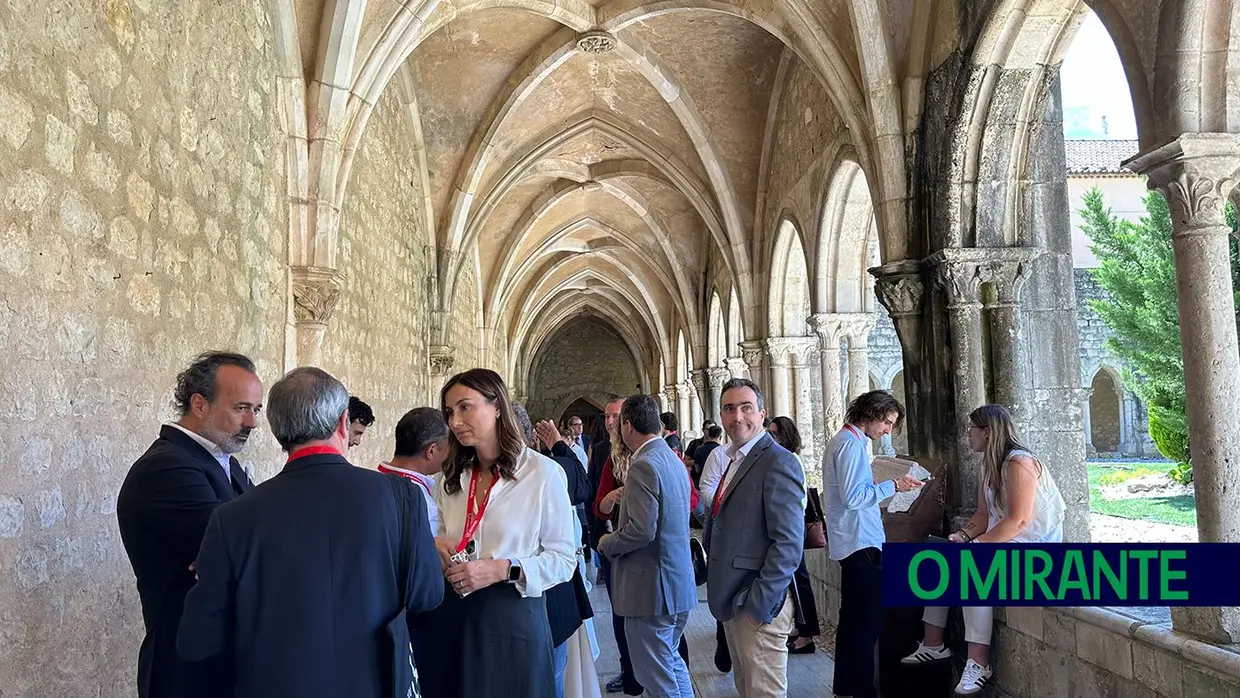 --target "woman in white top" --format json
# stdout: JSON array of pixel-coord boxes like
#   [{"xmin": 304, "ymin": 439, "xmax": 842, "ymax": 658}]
[
  {"xmin": 414, "ymin": 368, "xmax": 577, "ymax": 698},
  {"xmin": 900, "ymin": 404, "xmax": 1065, "ymax": 696}
]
